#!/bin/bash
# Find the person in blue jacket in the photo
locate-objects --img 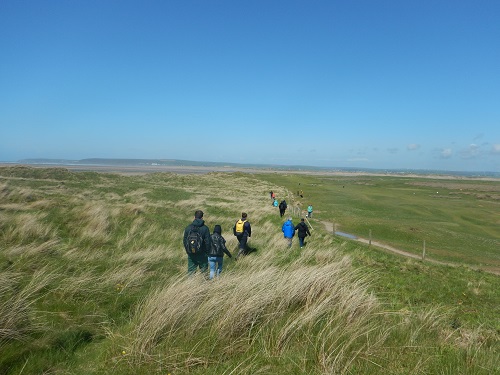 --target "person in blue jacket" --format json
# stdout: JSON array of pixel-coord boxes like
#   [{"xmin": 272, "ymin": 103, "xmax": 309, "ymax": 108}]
[{"xmin": 282, "ymin": 217, "xmax": 295, "ymax": 248}]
